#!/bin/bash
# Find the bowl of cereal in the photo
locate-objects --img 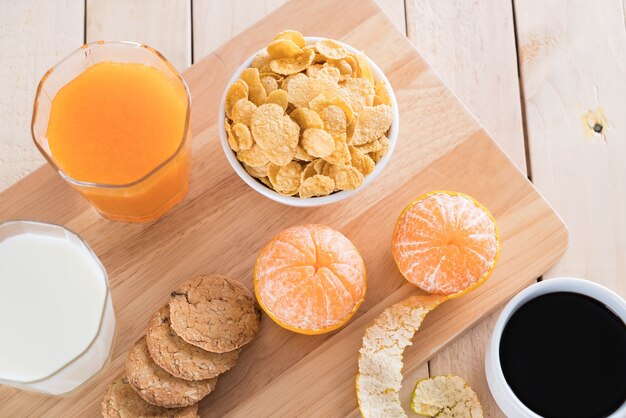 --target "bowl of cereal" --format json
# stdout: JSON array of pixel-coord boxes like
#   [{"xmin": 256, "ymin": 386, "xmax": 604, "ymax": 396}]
[{"xmin": 219, "ymin": 30, "xmax": 399, "ymax": 207}]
